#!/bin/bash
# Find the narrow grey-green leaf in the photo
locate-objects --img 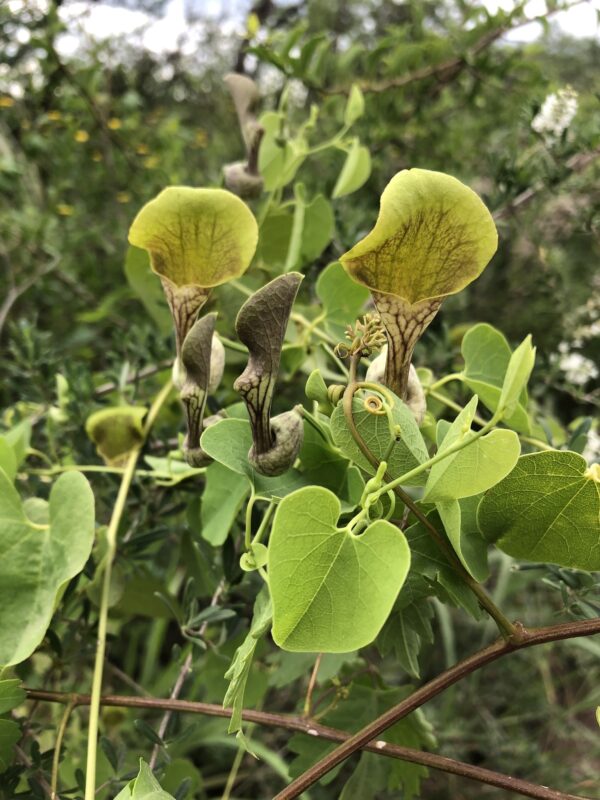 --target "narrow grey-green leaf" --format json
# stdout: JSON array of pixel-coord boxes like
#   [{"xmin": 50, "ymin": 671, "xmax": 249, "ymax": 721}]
[
  {"xmin": 223, "ymin": 588, "xmax": 272, "ymax": 749},
  {"xmin": 478, "ymin": 451, "xmax": 600, "ymax": 570}
]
